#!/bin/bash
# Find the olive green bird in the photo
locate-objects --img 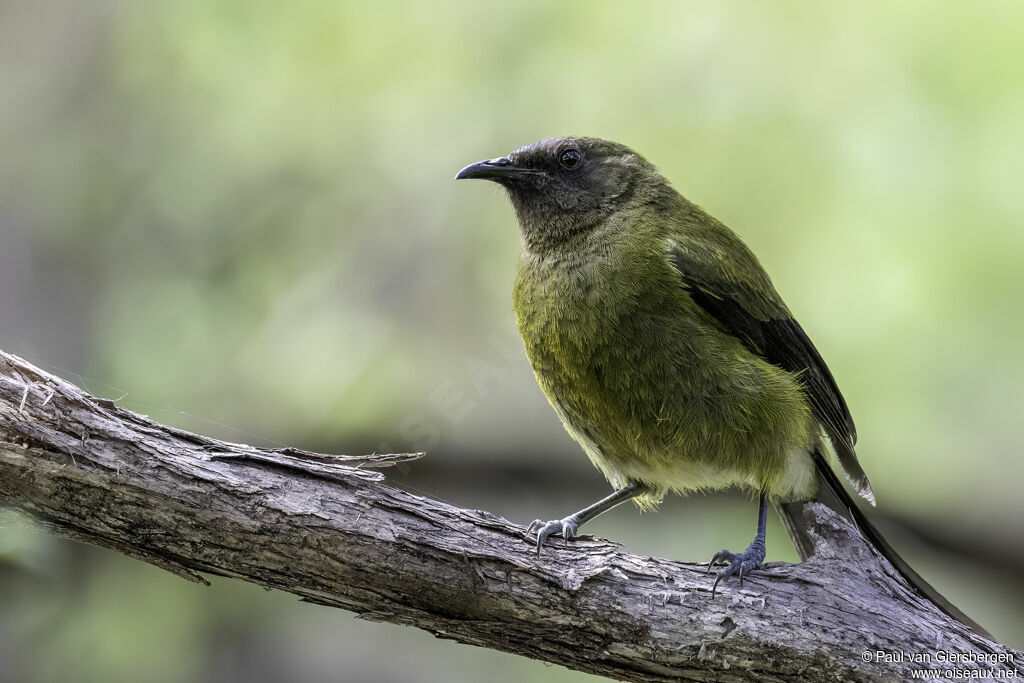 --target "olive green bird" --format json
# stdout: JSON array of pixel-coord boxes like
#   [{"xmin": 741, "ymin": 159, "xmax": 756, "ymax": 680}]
[{"xmin": 455, "ymin": 136, "xmax": 984, "ymax": 634}]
